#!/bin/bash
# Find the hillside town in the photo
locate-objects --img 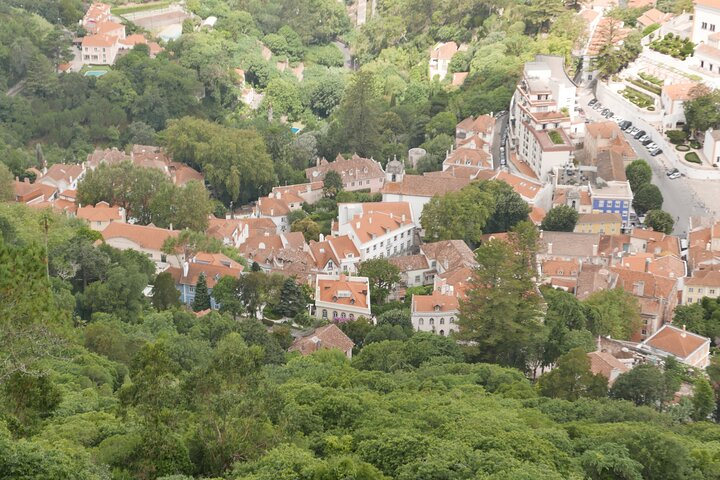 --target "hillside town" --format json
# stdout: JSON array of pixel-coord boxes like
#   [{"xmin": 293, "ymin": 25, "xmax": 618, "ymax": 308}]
[{"xmin": 3, "ymin": 0, "xmax": 720, "ymax": 478}]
